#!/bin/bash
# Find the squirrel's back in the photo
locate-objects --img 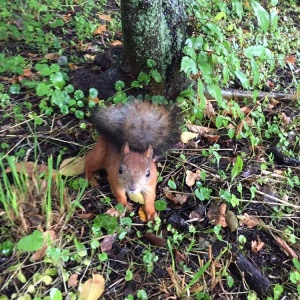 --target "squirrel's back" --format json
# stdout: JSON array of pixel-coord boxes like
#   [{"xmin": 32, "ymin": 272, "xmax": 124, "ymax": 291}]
[{"xmin": 91, "ymin": 101, "xmax": 180, "ymax": 155}]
